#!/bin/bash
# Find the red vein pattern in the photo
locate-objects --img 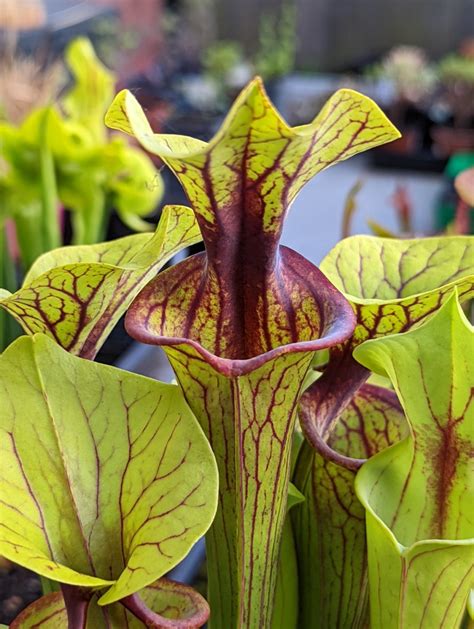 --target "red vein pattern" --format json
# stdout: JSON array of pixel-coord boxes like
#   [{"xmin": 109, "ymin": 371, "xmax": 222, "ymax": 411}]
[
  {"xmin": 127, "ymin": 249, "xmax": 355, "ymax": 629},
  {"xmin": 301, "ymin": 235, "xmax": 474, "ymax": 463},
  {"xmin": 294, "ymin": 239, "xmax": 473, "ymax": 628},
  {"xmin": 10, "ymin": 577, "xmax": 210, "ymax": 628},
  {"xmin": 0, "ymin": 335, "xmax": 217, "ymax": 606},
  {"xmin": 293, "ymin": 385, "xmax": 407, "ymax": 628},
  {"xmin": 354, "ymin": 295, "xmax": 473, "ymax": 628},
  {"xmin": 116, "ymin": 79, "xmax": 402, "ymax": 627},
  {"xmin": 0, "ymin": 205, "xmax": 201, "ymax": 359}
]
